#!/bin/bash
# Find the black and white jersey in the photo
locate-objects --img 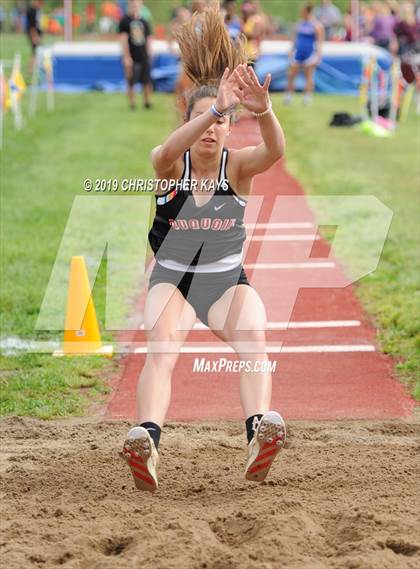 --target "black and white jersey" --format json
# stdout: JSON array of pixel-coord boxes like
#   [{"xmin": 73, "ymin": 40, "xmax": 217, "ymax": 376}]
[{"xmin": 148, "ymin": 148, "xmax": 247, "ymax": 269}]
